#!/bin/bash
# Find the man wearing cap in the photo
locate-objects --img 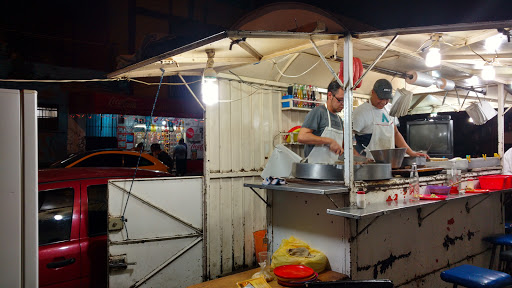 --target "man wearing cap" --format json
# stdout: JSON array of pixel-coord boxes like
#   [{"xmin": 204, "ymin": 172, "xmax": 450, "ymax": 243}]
[{"xmin": 353, "ymin": 79, "xmax": 428, "ymax": 159}]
